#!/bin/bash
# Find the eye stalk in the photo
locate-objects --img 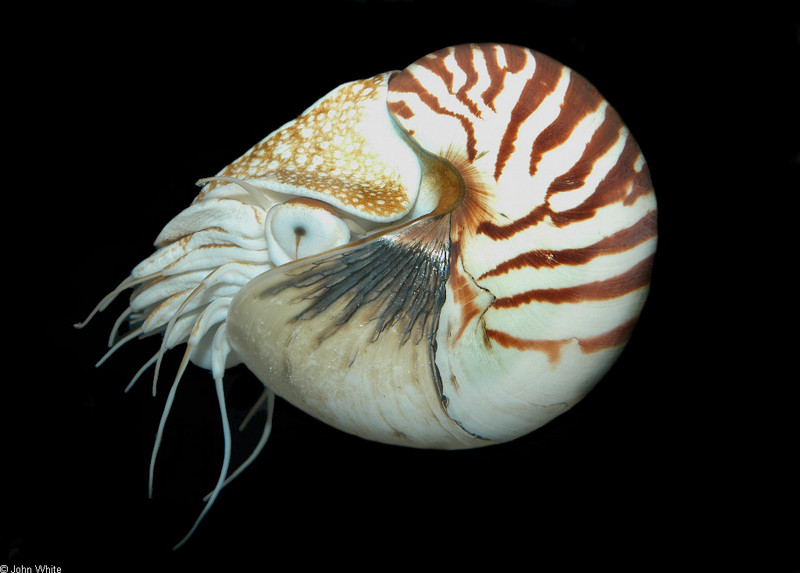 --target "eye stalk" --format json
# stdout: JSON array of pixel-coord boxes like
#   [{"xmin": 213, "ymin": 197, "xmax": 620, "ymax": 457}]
[{"xmin": 265, "ymin": 197, "xmax": 351, "ymax": 266}]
